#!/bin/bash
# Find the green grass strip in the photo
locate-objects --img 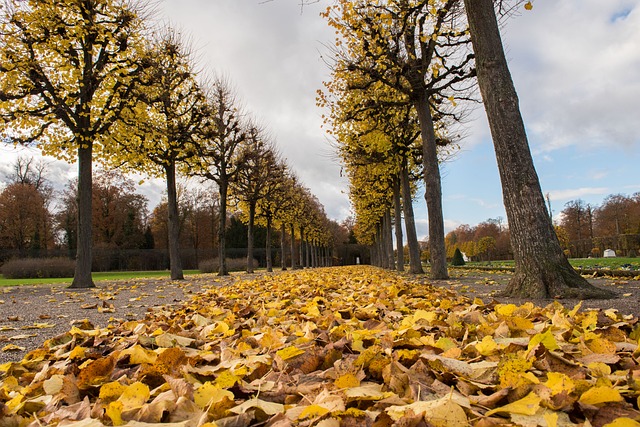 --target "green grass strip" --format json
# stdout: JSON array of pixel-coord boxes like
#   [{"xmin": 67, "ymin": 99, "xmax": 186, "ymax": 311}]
[{"xmin": 0, "ymin": 270, "xmax": 201, "ymax": 287}]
